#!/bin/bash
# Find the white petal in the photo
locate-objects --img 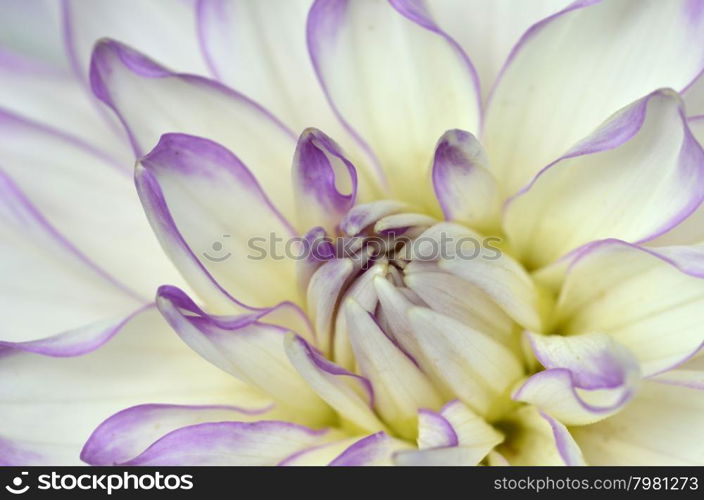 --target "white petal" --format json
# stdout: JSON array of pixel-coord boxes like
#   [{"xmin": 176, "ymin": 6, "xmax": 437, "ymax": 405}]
[
  {"xmin": 64, "ymin": 0, "xmax": 209, "ymax": 76},
  {"xmin": 496, "ymin": 406, "xmax": 584, "ymax": 466},
  {"xmin": 308, "ymin": 0, "xmax": 480, "ymax": 207},
  {"xmin": 197, "ymin": 0, "xmax": 380, "ymax": 185},
  {"xmin": 514, "ymin": 333, "xmax": 641, "ymax": 425},
  {"xmin": 484, "ymin": 0, "xmax": 704, "ymax": 195},
  {"xmin": 426, "ymin": 0, "xmax": 570, "ymax": 99},
  {"xmin": 0, "ymin": 307, "xmax": 260, "ymax": 465},
  {"xmin": 541, "ymin": 240, "xmax": 704, "ymax": 376},
  {"xmin": 0, "ymin": 110, "xmax": 185, "ymax": 298},
  {"xmin": 418, "ymin": 222, "xmax": 542, "ymax": 330},
  {"xmin": 329, "ymin": 432, "xmax": 411, "ymax": 466},
  {"xmin": 406, "ymin": 308, "xmax": 523, "ymax": 418},
  {"xmin": 284, "ymin": 334, "xmax": 387, "ymax": 434},
  {"xmin": 431, "ymin": 129, "xmax": 501, "ymax": 233},
  {"xmin": 156, "ymin": 286, "xmax": 332, "ymax": 426},
  {"xmin": 504, "ymin": 91, "xmax": 704, "ymax": 268},
  {"xmin": 137, "ymin": 133, "xmax": 299, "ymax": 310},
  {"xmin": 344, "ymin": 299, "xmax": 443, "ymax": 439},
  {"xmin": 573, "ymin": 381, "xmax": 704, "ymax": 465},
  {"xmin": 90, "ymin": 39, "xmax": 297, "ymax": 212},
  {"xmin": 0, "ymin": 169, "xmax": 144, "ymax": 344}
]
